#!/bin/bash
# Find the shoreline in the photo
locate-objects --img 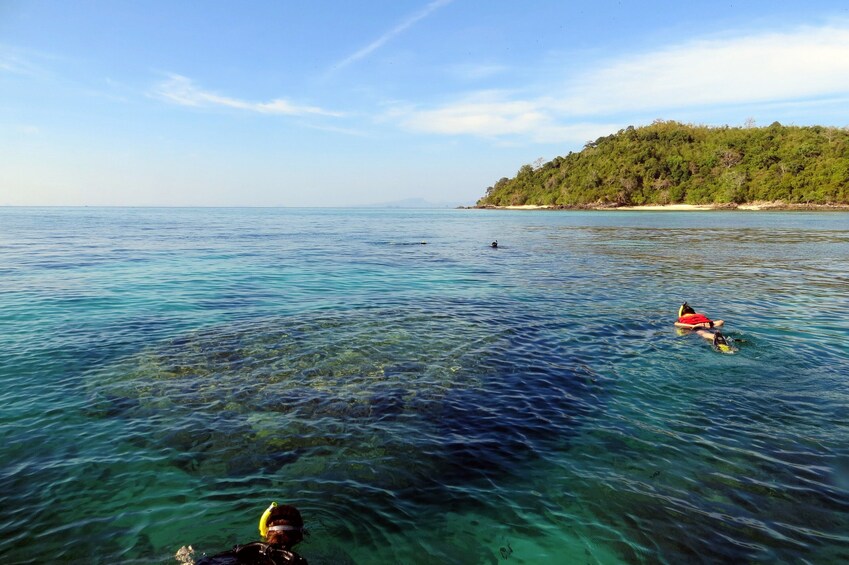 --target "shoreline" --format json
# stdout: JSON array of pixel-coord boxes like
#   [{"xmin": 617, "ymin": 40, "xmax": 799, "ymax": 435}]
[{"xmin": 469, "ymin": 201, "xmax": 849, "ymax": 211}]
